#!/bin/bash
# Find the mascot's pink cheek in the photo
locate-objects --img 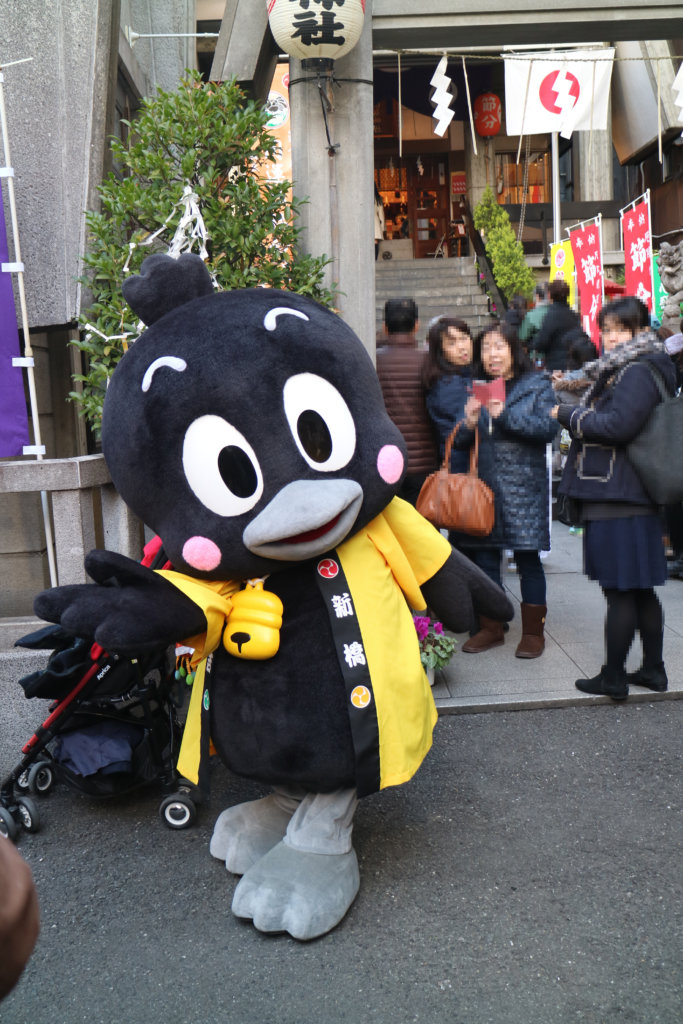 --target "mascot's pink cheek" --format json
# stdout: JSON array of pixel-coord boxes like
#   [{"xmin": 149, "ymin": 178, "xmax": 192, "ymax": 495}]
[
  {"xmin": 377, "ymin": 445, "xmax": 404, "ymax": 485},
  {"xmin": 182, "ymin": 536, "xmax": 222, "ymax": 572}
]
